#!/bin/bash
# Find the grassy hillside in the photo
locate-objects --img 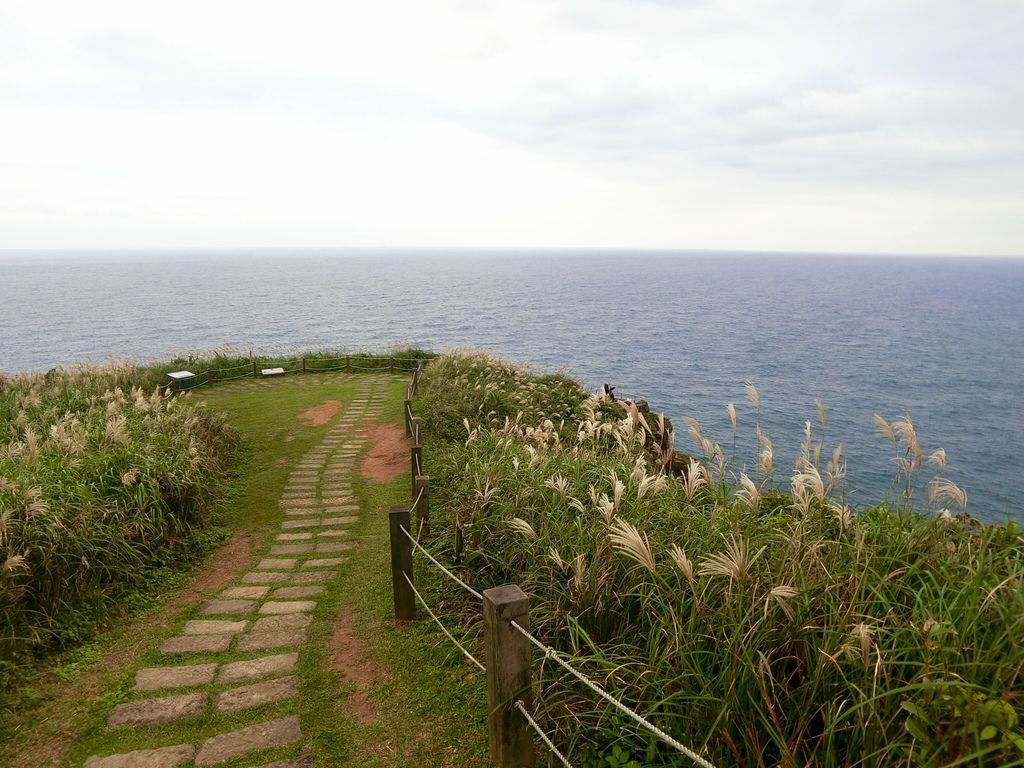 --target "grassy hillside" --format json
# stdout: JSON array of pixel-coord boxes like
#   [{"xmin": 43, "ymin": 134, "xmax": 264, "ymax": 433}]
[
  {"xmin": 0, "ymin": 363, "xmax": 238, "ymax": 687},
  {"xmin": 415, "ymin": 352, "xmax": 1024, "ymax": 767}
]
